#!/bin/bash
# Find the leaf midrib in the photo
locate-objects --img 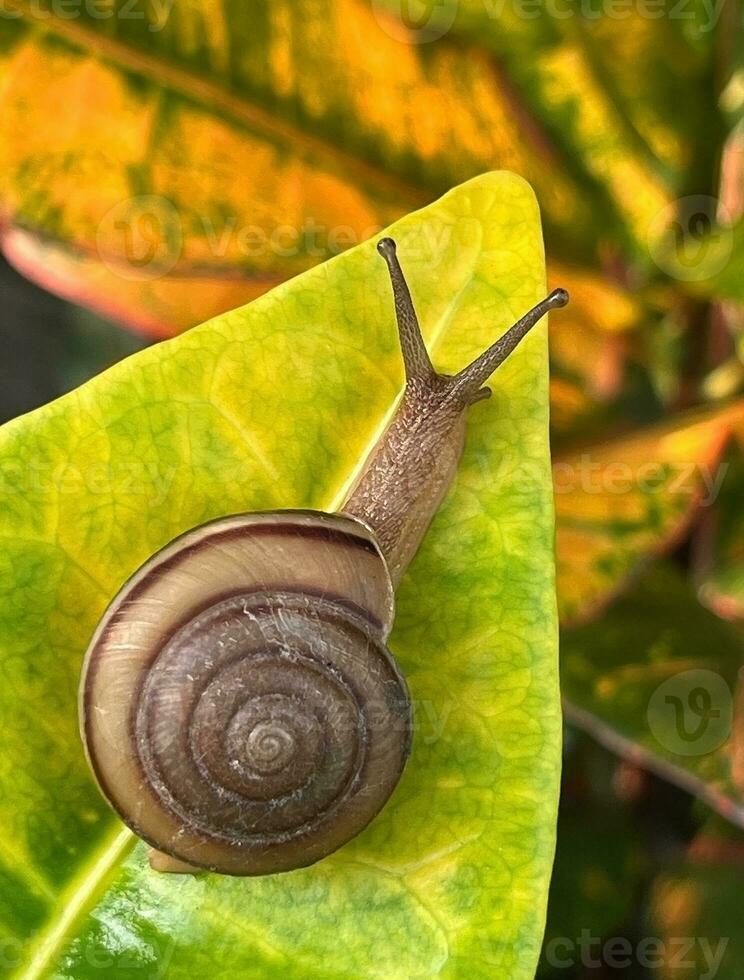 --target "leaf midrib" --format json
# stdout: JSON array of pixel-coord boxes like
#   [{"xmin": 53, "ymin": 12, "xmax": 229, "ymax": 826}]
[{"xmin": 15, "ymin": 826, "xmax": 133, "ymax": 980}]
